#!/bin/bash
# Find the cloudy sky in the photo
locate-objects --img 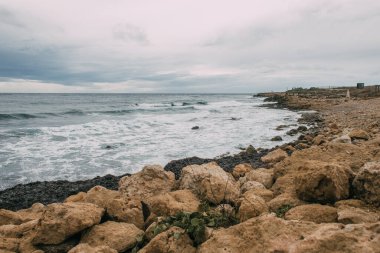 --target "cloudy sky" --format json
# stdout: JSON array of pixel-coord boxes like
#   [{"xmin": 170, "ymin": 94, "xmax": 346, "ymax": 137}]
[{"xmin": 0, "ymin": 0, "xmax": 379, "ymax": 93}]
